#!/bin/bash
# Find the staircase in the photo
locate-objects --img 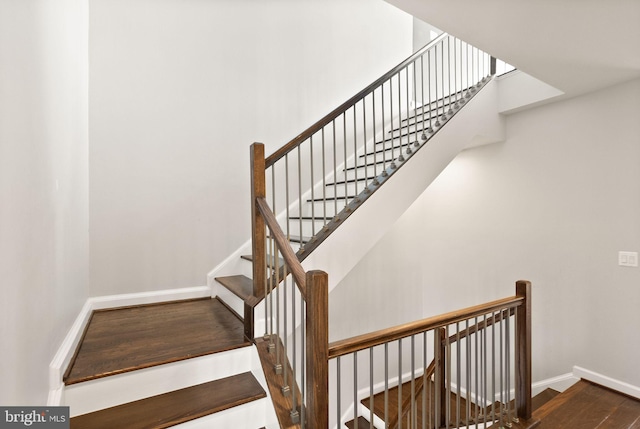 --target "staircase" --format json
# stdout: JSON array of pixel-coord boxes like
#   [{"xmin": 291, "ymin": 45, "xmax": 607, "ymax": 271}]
[
  {"xmin": 495, "ymin": 380, "xmax": 640, "ymax": 429},
  {"xmin": 65, "ymin": 34, "xmax": 503, "ymax": 429},
  {"xmin": 64, "ymin": 298, "xmax": 278, "ymax": 428}
]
